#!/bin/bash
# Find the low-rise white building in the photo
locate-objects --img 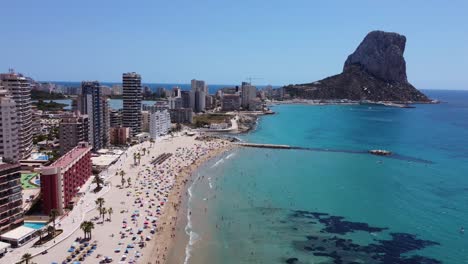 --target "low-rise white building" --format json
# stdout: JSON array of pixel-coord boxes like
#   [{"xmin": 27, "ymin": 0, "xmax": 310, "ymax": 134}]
[{"xmin": 149, "ymin": 110, "xmax": 171, "ymax": 139}]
